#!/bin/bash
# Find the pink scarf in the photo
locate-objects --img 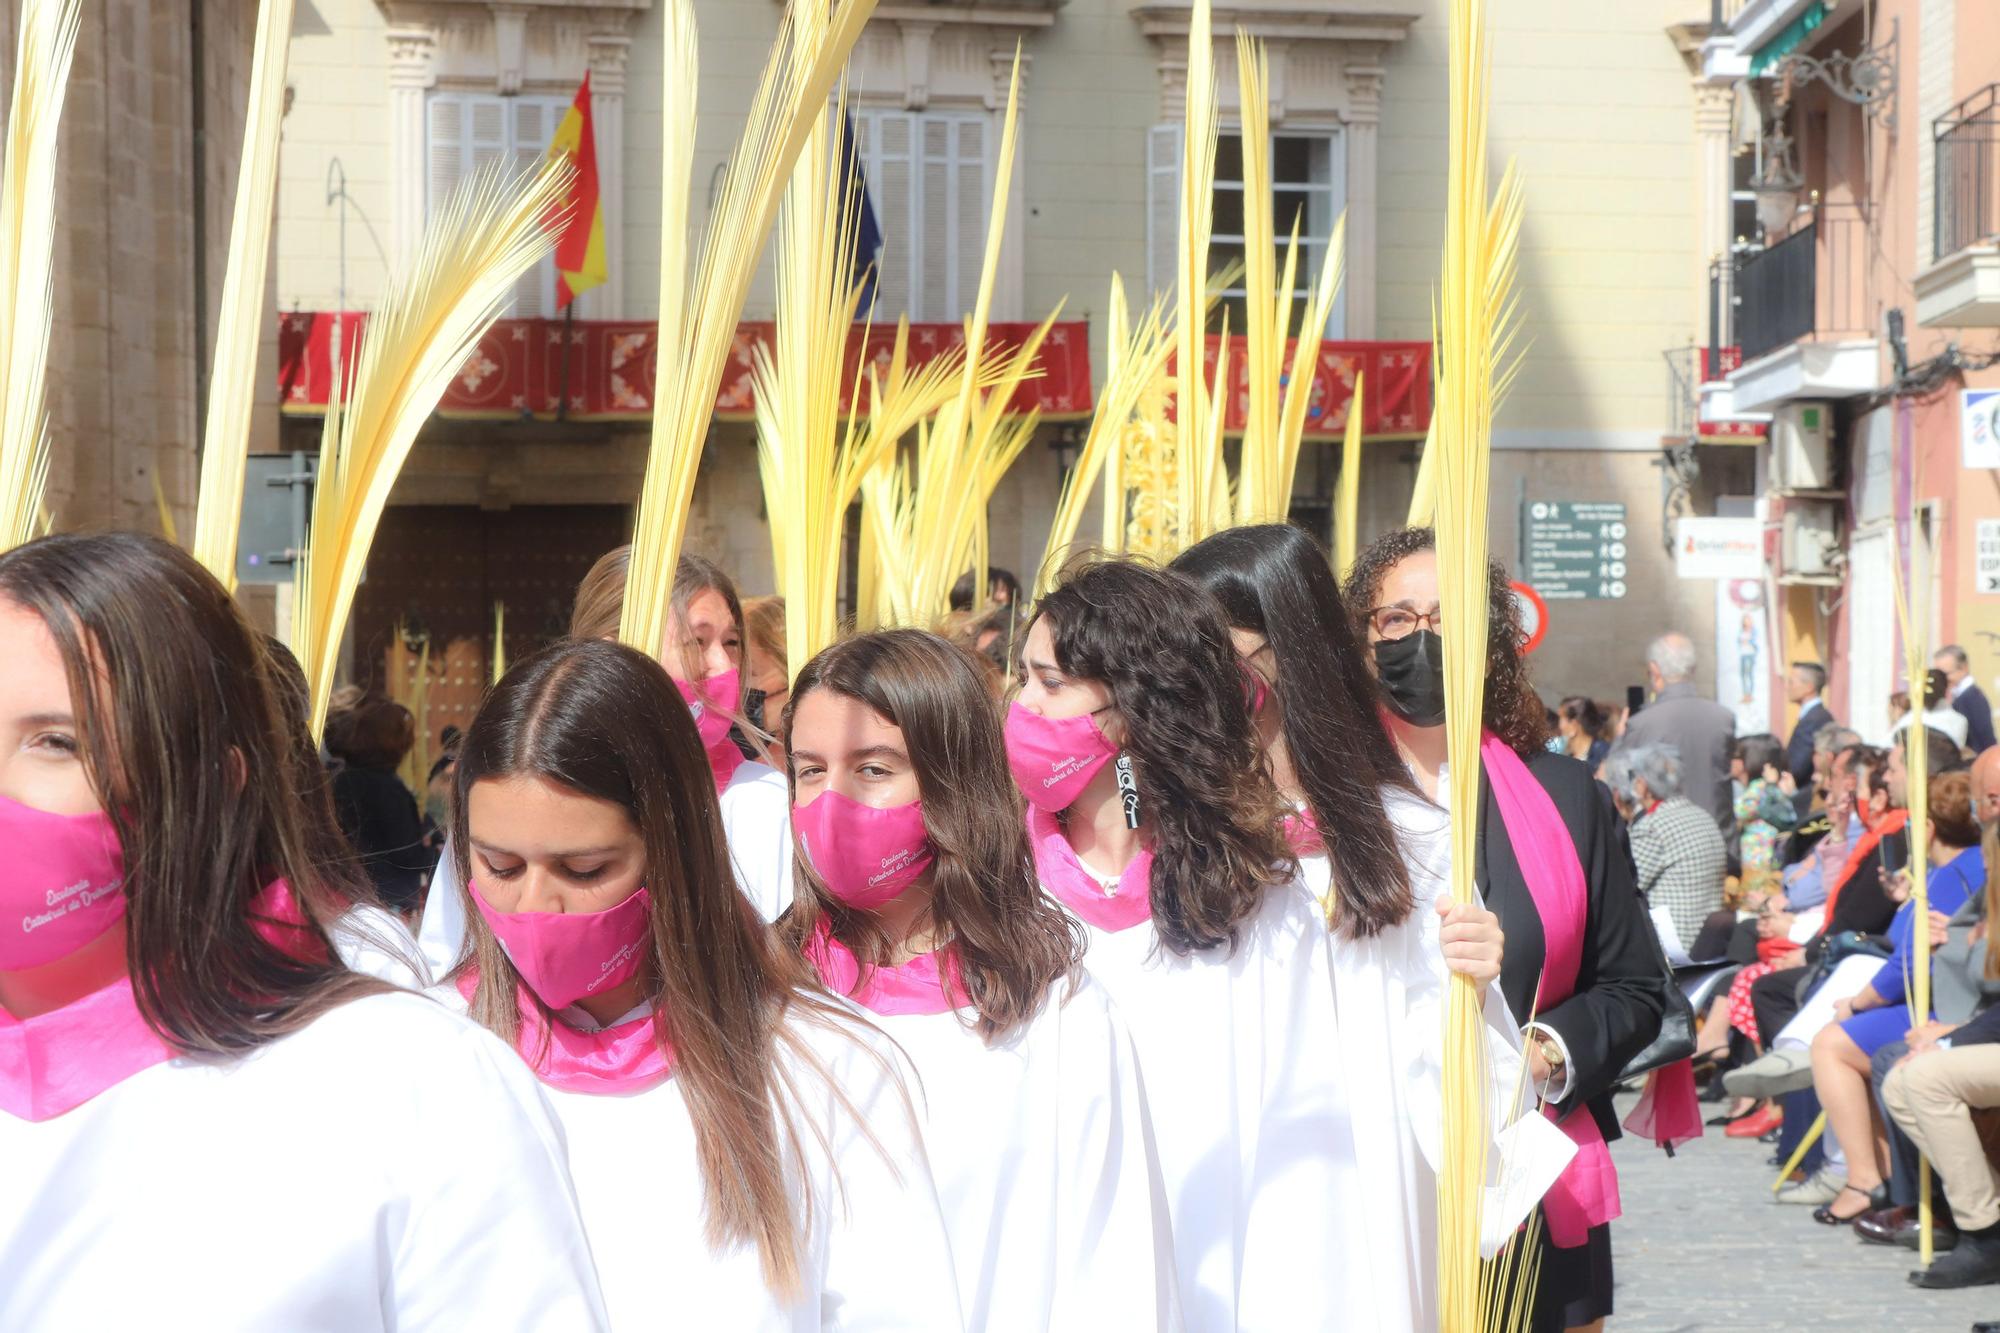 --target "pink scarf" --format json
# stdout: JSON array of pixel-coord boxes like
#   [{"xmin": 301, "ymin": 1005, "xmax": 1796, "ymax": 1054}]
[
  {"xmin": 708, "ymin": 742, "xmax": 746, "ymax": 797},
  {"xmin": 1028, "ymin": 804, "xmax": 1153, "ymax": 933},
  {"xmin": 806, "ymin": 925, "xmax": 967, "ymax": 1016},
  {"xmin": 1481, "ymin": 733, "xmax": 1621, "ymax": 1248},
  {"xmin": 456, "ymin": 971, "xmax": 675, "ymax": 1096},
  {"xmin": 0, "ymin": 878, "xmax": 331, "ymax": 1122},
  {"xmin": 1283, "ymin": 807, "xmax": 1325, "ymax": 856}
]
